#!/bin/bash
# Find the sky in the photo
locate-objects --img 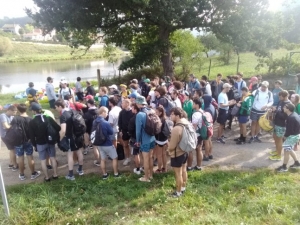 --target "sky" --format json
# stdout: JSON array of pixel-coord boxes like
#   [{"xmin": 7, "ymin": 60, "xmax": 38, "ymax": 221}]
[{"xmin": 0, "ymin": 0, "xmax": 290, "ymax": 18}]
